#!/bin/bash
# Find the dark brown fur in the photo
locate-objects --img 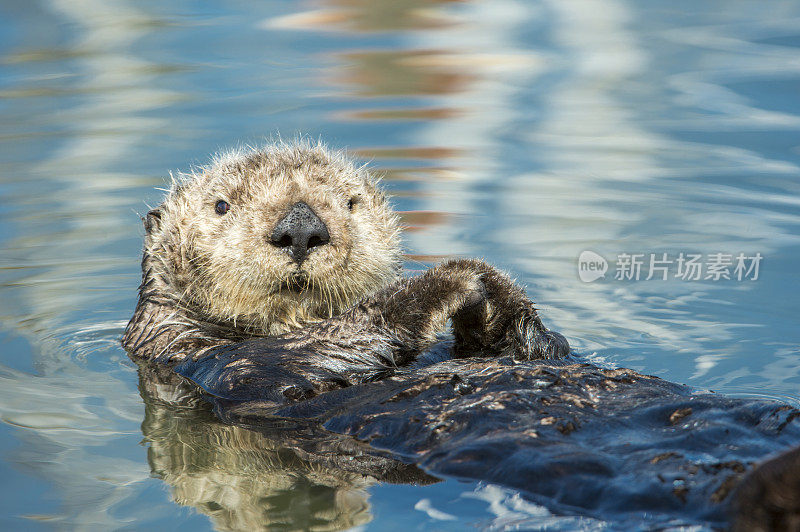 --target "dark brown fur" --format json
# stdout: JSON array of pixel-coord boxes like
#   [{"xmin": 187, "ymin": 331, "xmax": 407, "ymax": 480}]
[{"xmin": 731, "ymin": 445, "xmax": 800, "ymax": 531}]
